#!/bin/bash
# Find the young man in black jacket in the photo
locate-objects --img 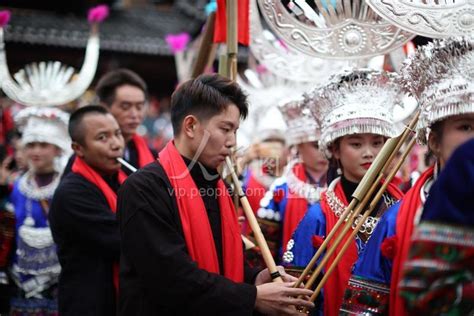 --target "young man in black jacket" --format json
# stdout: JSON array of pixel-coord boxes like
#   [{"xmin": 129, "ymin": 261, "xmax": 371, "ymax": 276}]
[{"xmin": 118, "ymin": 74, "xmax": 314, "ymax": 315}]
